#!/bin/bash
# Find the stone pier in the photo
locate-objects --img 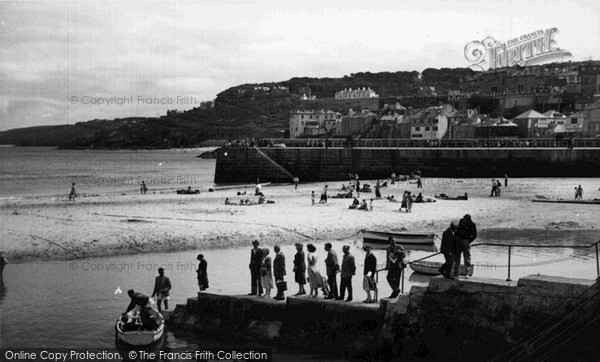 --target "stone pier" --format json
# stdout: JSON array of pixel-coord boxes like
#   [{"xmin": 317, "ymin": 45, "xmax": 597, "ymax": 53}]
[{"xmin": 169, "ymin": 275, "xmax": 600, "ymax": 359}]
